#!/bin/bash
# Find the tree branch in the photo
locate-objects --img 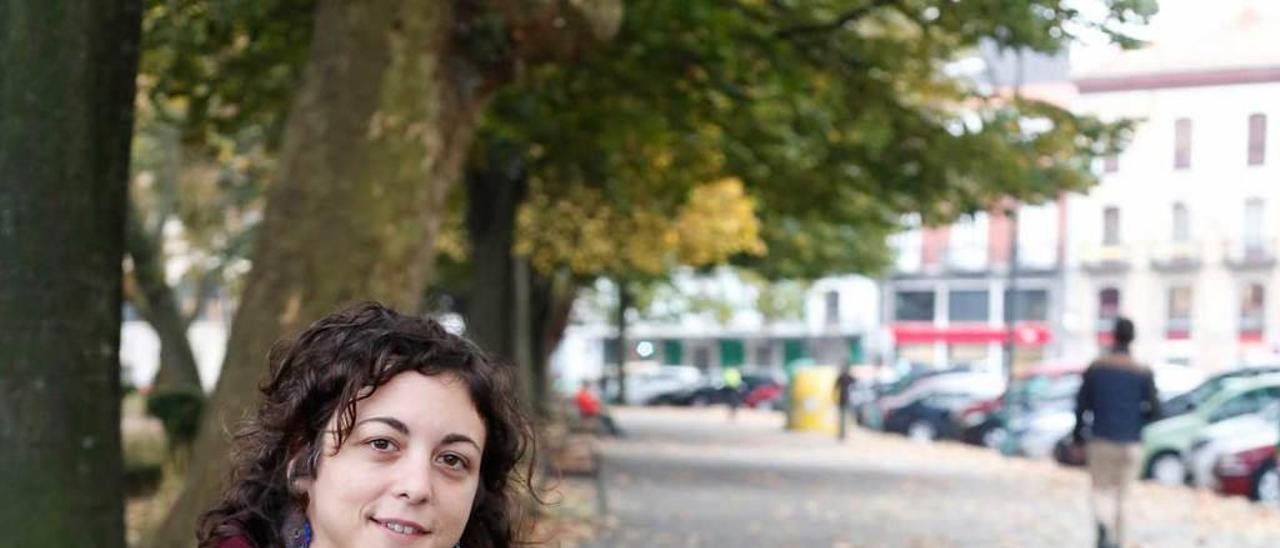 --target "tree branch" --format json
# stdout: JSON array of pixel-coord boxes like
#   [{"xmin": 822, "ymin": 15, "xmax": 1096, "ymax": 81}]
[{"xmin": 774, "ymin": 0, "xmax": 900, "ymax": 40}]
